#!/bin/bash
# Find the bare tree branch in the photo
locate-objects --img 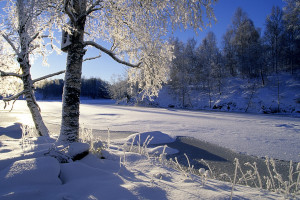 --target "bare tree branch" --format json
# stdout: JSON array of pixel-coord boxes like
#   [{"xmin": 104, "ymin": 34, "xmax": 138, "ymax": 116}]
[
  {"xmin": 1, "ymin": 34, "xmax": 20, "ymax": 56},
  {"xmin": 84, "ymin": 41, "xmax": 142, "ymax": 68},
  {"xmin": 83, "ymin": 54, "xmax": 101, "ymax": 62},
  {"xmin": 0, "ymin": 70, "xmax": 22, "ymax": 79},
  {"xmin": 86, "ymin": 0, "xmax": 103, "ymax": 16},
  {"xmin": 32, "ymin": 70, "xmax": 66, "ymax": 83},
  {"xmin": 28, "ymin": 32, "xmax": 49, "ymax": 45},
  {"xmin": 29, "ymin": 32, "xmax": 39, "ymax": 44},
  {"xmin": 64, "ymin": 0, "xmax": 76, "ymax": 23}
]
